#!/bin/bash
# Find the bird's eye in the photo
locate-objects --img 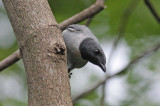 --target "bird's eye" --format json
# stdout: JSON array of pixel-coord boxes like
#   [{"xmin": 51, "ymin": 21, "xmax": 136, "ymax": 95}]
[
  {"xmin": 67, "ymin": 27, "xmax": 76, "ymax": 32},
  {"xmin": 94, "ymin": 49, "xmax": 100, "ymax": 54}
]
